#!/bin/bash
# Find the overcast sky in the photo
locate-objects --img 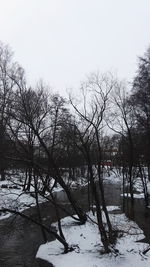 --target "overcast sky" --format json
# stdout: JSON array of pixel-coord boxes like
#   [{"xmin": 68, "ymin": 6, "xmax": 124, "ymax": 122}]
[{"xmin": 0, "ymin": 0, "xmax": 150, "ymax": 95}]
